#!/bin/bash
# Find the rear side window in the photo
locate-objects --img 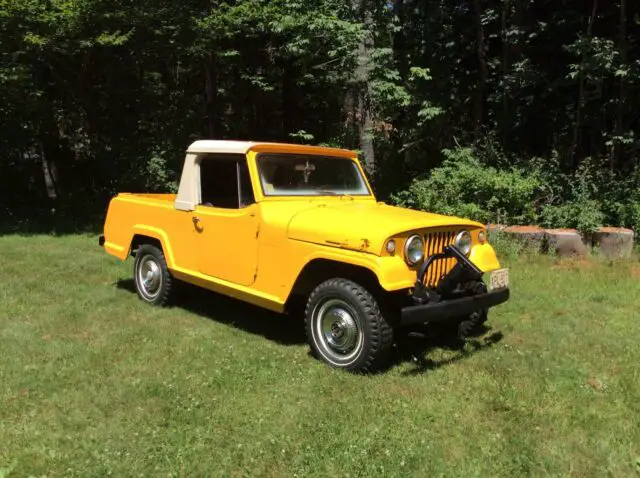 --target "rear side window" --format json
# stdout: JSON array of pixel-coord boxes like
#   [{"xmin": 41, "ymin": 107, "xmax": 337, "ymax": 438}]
[{"xmin": 199, "ymin": 154, "xmax": 255, "ymax": 209}]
